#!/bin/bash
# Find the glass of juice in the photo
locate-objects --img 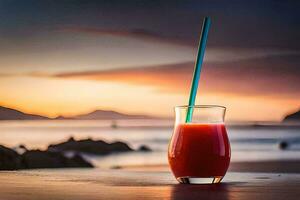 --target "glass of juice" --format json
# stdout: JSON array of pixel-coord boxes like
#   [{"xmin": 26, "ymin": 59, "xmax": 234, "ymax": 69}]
[{"xmin": 168, "ymin": 105, "xmax": 231, "ymax": 184}]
